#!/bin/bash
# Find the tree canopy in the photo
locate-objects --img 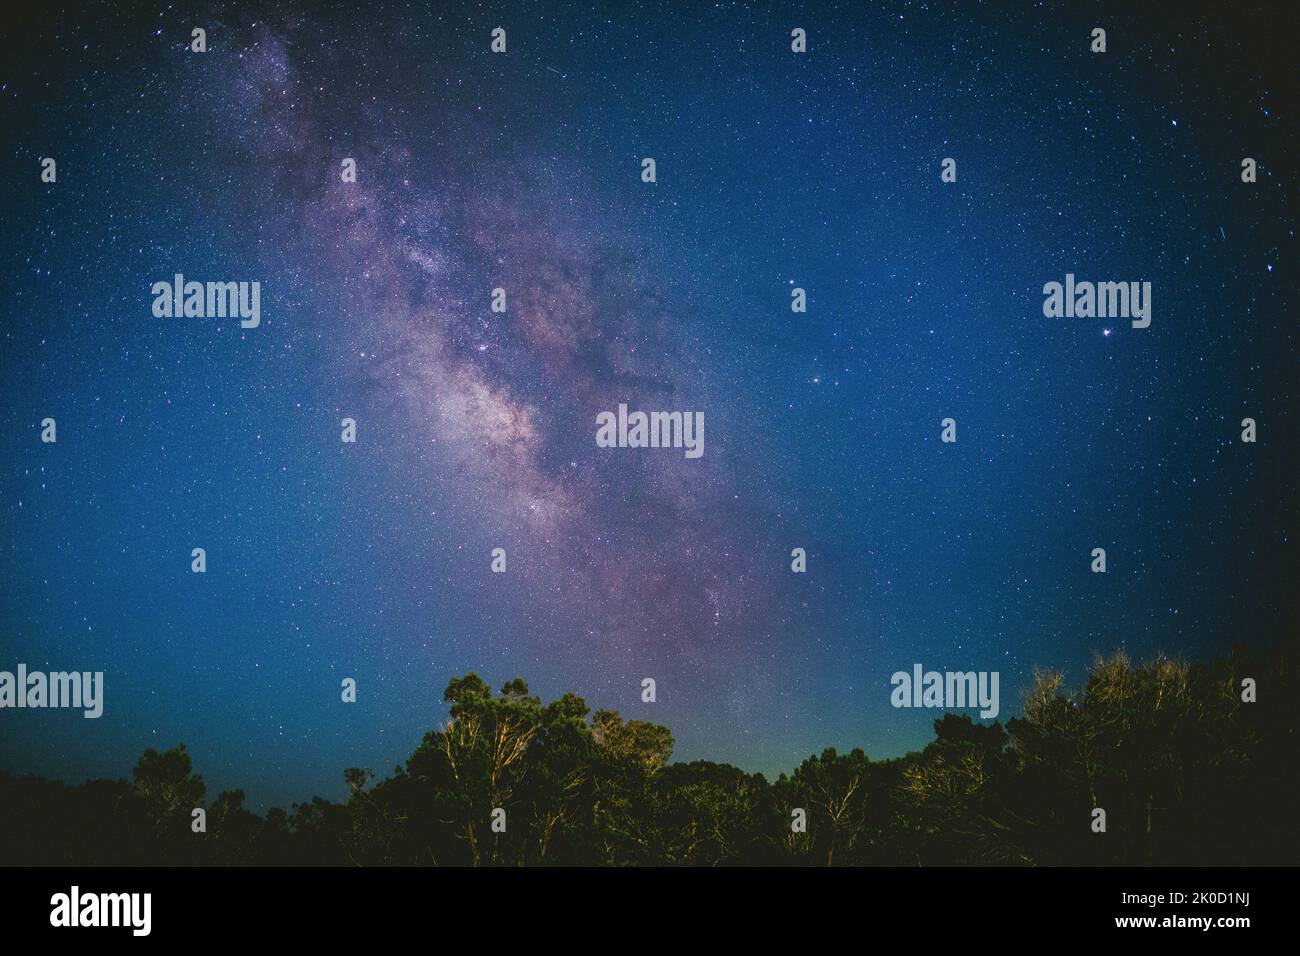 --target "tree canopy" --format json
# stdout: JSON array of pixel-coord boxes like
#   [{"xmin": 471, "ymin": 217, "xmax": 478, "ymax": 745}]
[{"xmin": 2, "ymin": 639, "xmax": 1294, "ymax": 866}]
